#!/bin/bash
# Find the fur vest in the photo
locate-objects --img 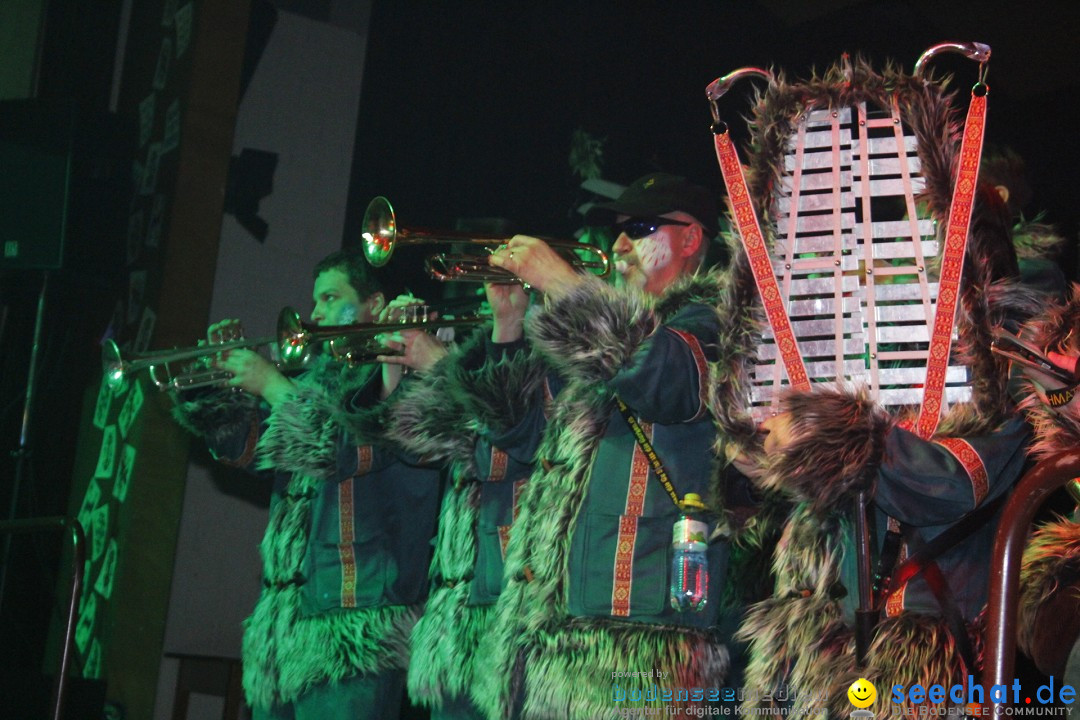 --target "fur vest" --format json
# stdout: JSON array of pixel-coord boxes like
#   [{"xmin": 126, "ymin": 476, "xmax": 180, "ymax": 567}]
[
  {"xmin": 473, "ymin": 273, "xmax": 732, "ymax": 720},
  {"xmin": 386, "ymin": 327, "xmax": 548, "ymax": 708},
  {"xmin": 174, "ymin": 358, "xmax": 423, "ymax": 710}
]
